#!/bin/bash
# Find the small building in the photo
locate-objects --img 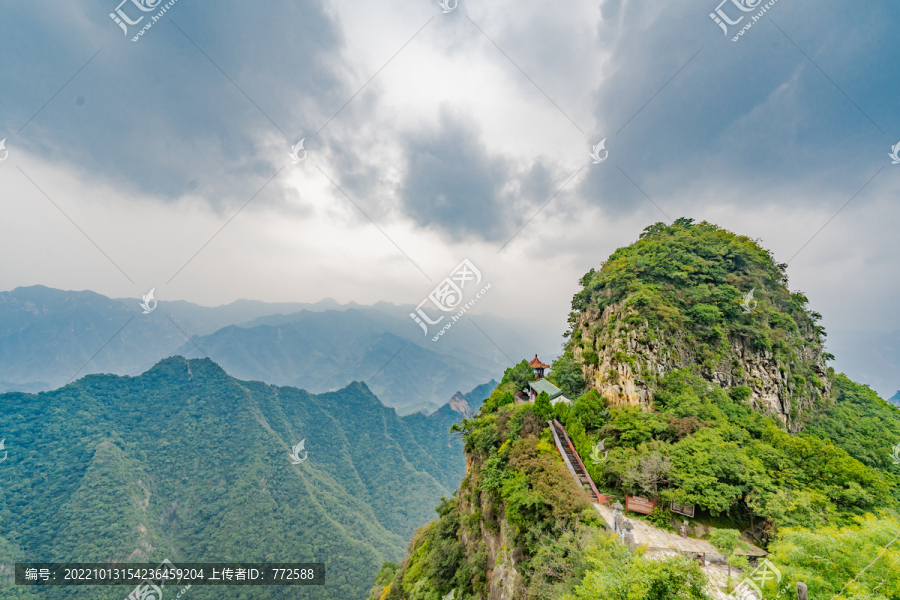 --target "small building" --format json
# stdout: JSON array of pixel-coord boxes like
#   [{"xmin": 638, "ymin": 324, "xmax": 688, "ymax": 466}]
[
  {"xmin": 528, "ymin": 355, "xmax": 550, "ymax": 379},
  {"xmin": 527, "ymin": 378, "xmax": 563, "ymax": 403}
]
